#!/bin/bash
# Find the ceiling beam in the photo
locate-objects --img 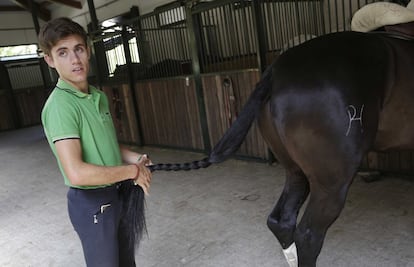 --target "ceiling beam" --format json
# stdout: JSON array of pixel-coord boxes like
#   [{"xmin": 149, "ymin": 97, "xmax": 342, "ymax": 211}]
[
  {"xmin": 0, "ymin": 6, "xmax": 25, "ymax": 11},
  {"xmin": 47, "ymin": 0, "xmax": 82, "ymax": 9},
  {"xmin": 10, "ymin": 0, "xmax": 51, "ymax": 21}
]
